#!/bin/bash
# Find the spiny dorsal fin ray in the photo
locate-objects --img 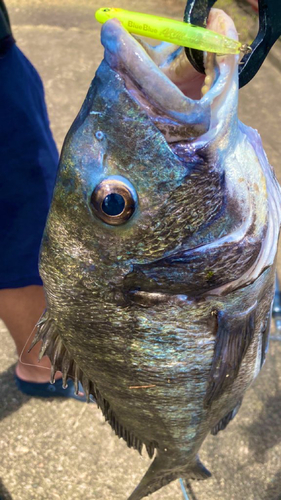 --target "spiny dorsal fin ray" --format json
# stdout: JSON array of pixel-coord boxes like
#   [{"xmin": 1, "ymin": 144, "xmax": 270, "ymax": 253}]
[{"xmin": 28, "ymin": 310, "xmax": 52, "ymax": 352}]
